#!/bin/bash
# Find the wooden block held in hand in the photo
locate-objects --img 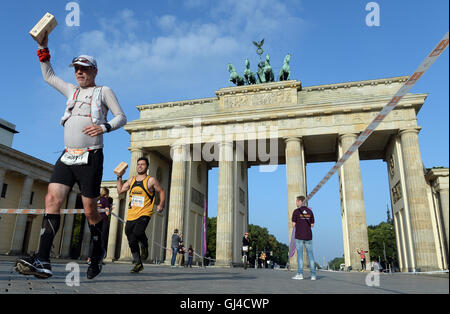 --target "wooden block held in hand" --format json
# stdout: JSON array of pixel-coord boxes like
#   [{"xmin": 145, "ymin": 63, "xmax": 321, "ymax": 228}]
[
  {"xmin": 29, "ymin": 12, "xmax": 58, "ymax": 44},
  {"xmin": 114, "ymin": 162, "xmax": 128, "ymax": 176}
]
